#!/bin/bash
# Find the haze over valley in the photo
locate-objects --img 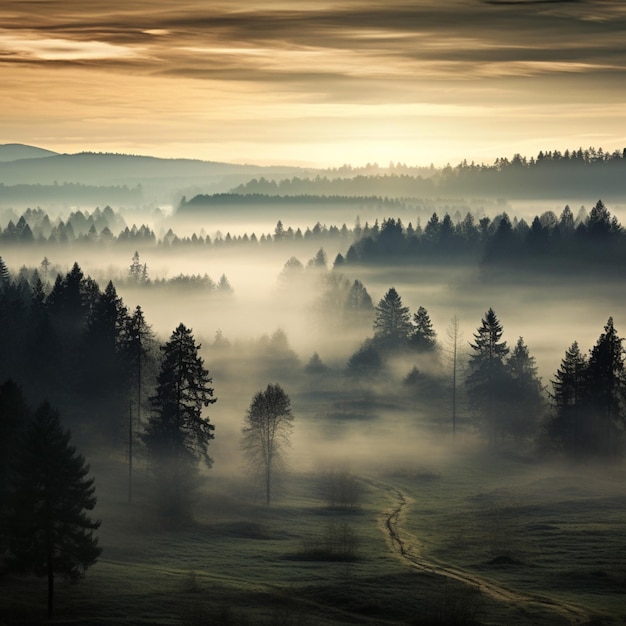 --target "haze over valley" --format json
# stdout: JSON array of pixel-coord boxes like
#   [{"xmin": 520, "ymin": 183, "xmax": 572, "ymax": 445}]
[{"xmin": 2, "ymin": 1, "xmax": 626, "ymax": 623}]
